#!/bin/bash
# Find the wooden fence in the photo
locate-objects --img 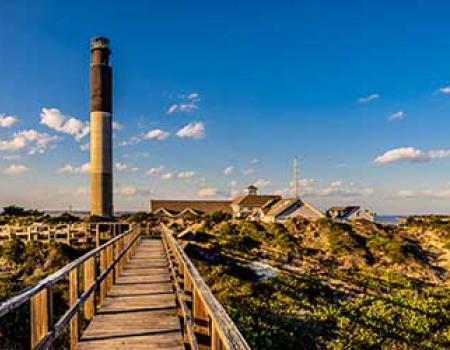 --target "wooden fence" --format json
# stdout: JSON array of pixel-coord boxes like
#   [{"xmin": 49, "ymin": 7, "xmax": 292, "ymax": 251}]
[
  {"xmin": 161, "ymin": 226, "xmax": 251, "ymax": 350},
  {"xmin": 0, "ymin": 222, "xmax": 130, "ymax": 247},
  {"xmin": 0, "ymin": 225, "xmax": 141, "ymax": 350}
]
